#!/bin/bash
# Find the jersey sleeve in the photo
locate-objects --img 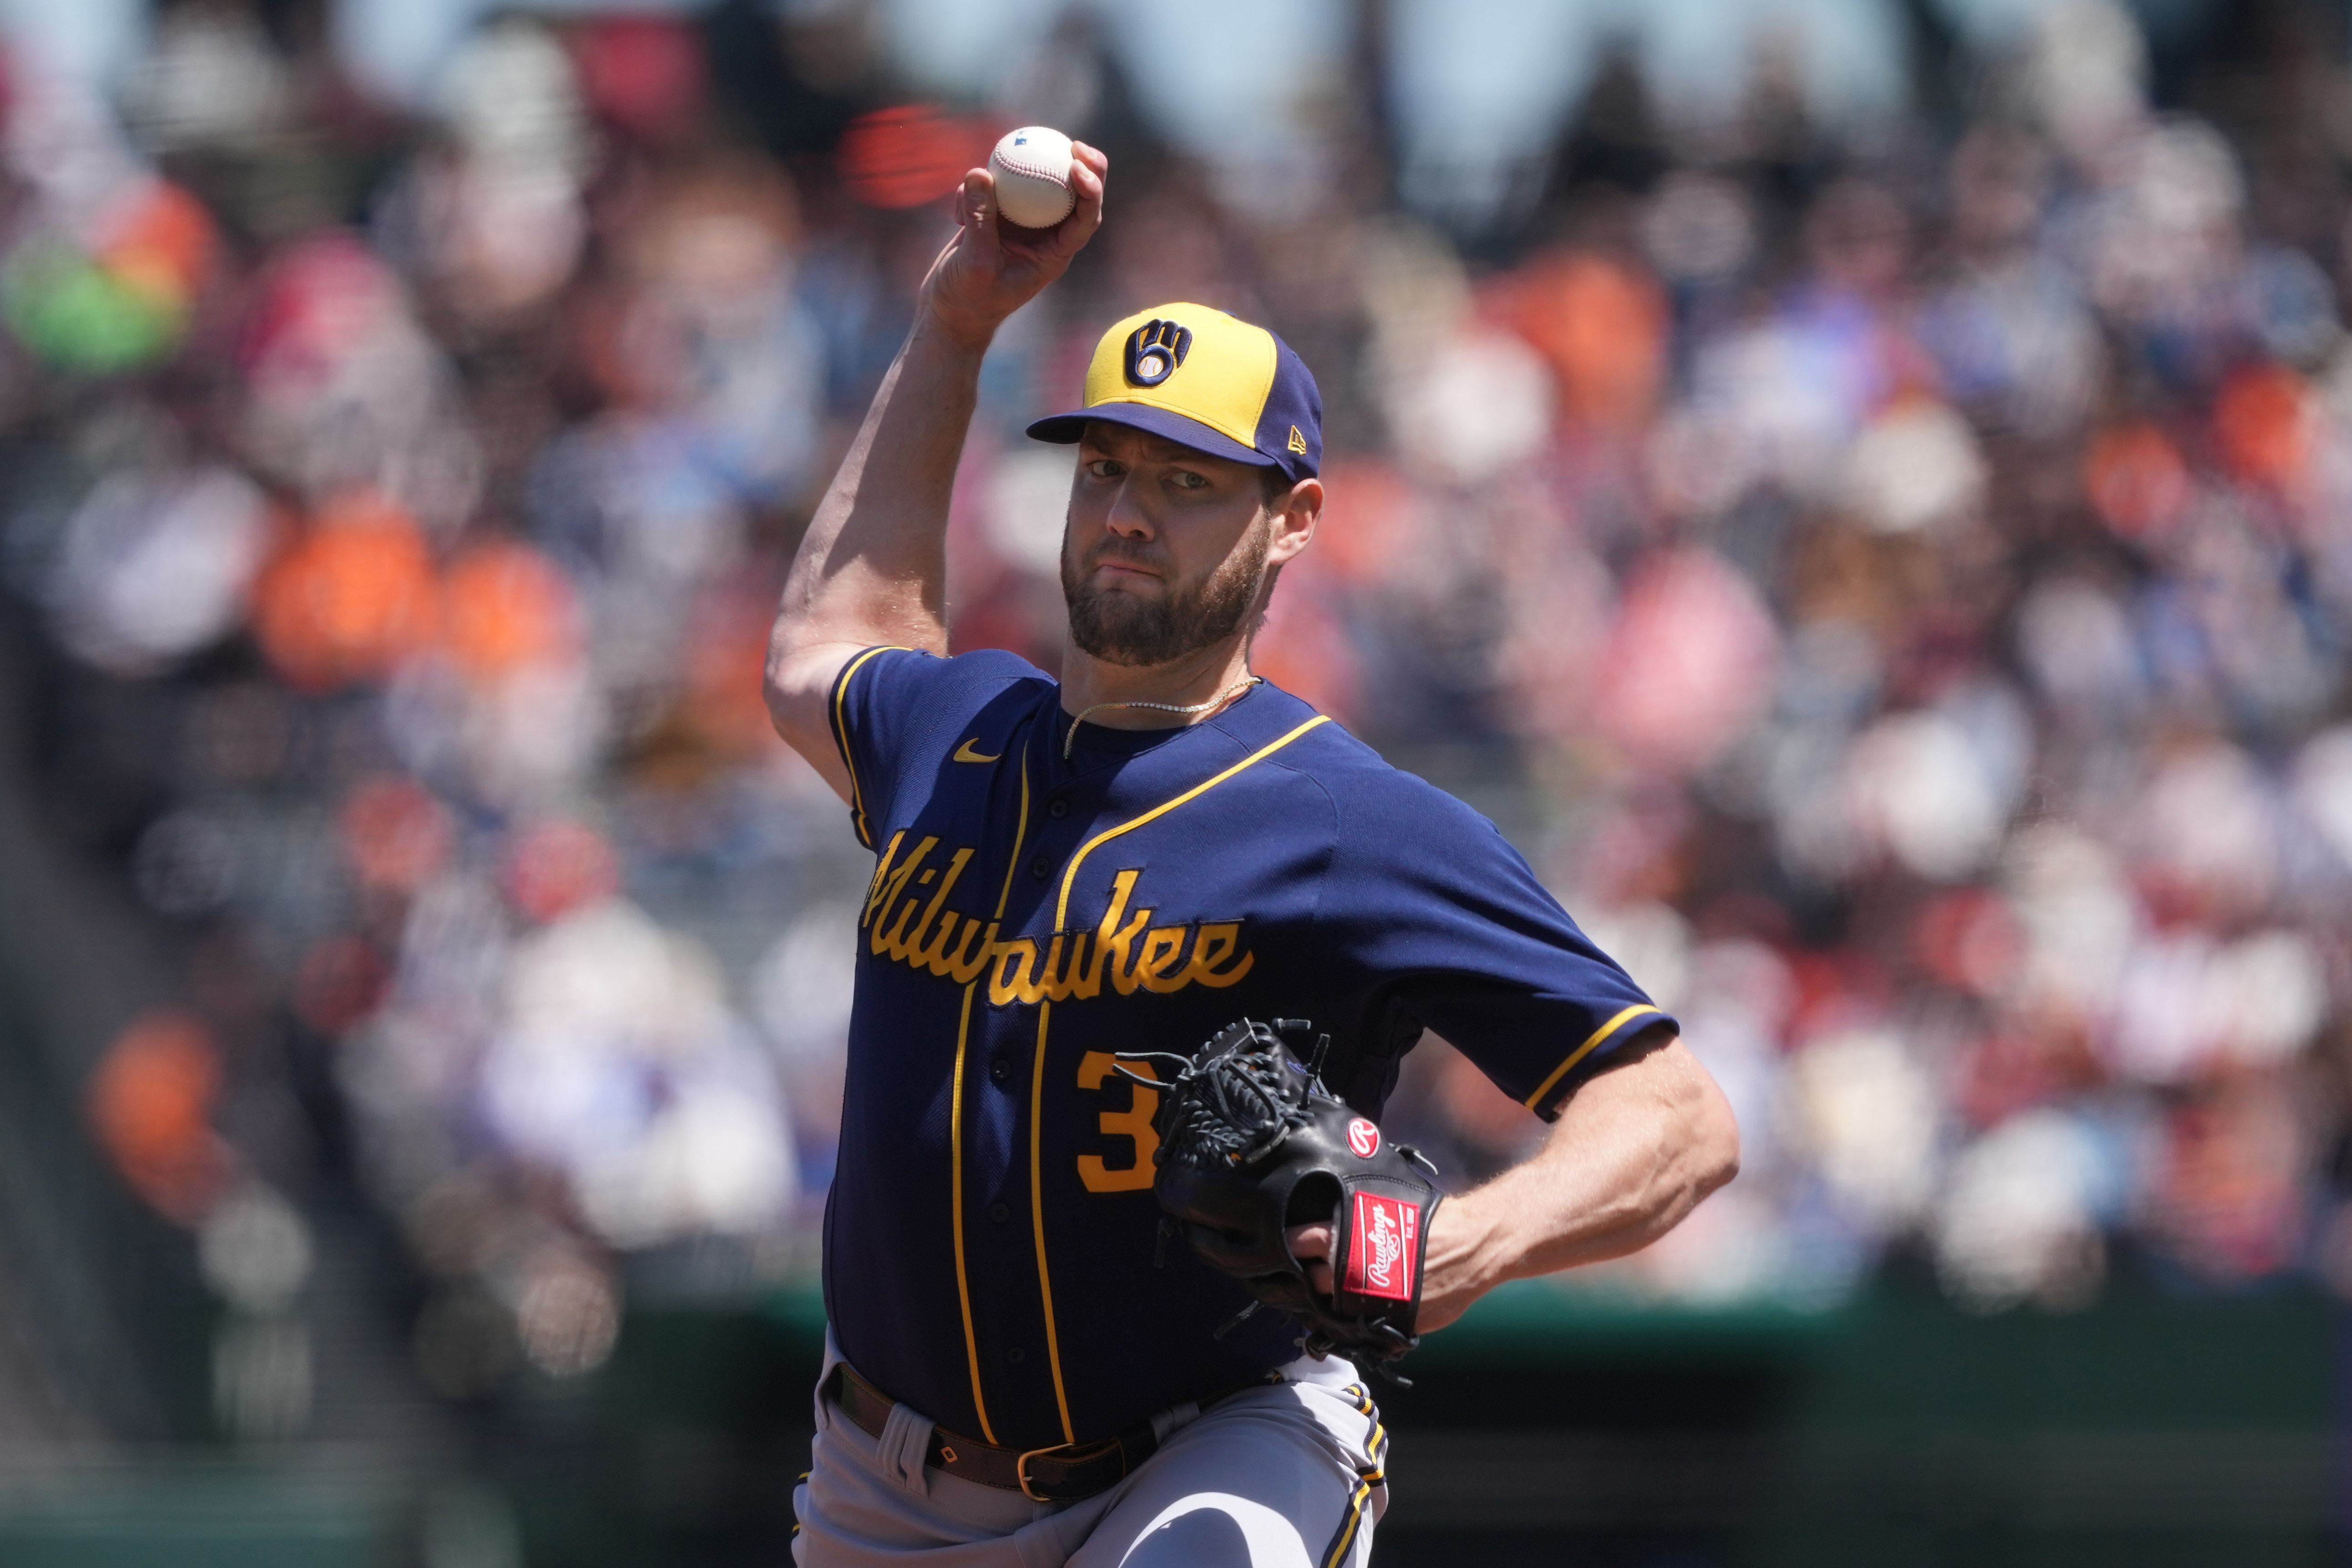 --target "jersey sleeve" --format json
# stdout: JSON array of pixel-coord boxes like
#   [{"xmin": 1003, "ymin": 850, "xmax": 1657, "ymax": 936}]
[
  {"xmin": 1316, "ymin": 772, "xmax": 1676, "ymax": 1121},
  {"xmin": 826, "ymin": 646, "xmax": 1048, "ymax": 848}
]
